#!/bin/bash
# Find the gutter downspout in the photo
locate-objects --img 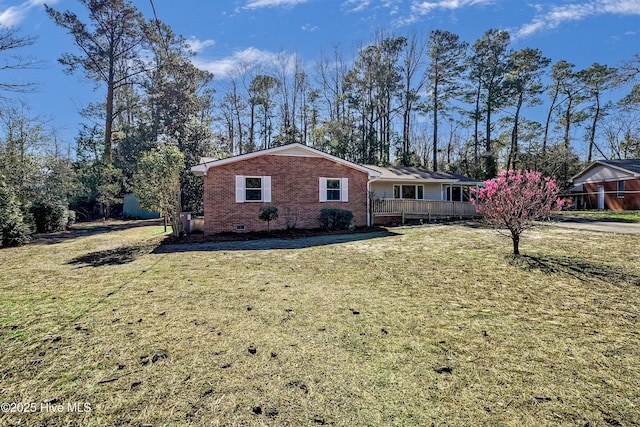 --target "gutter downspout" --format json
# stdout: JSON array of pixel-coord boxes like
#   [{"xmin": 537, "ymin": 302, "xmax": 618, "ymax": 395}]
[{"xmin": 367, "ymin": 178, "xmax": 371, "ymax": 227}]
